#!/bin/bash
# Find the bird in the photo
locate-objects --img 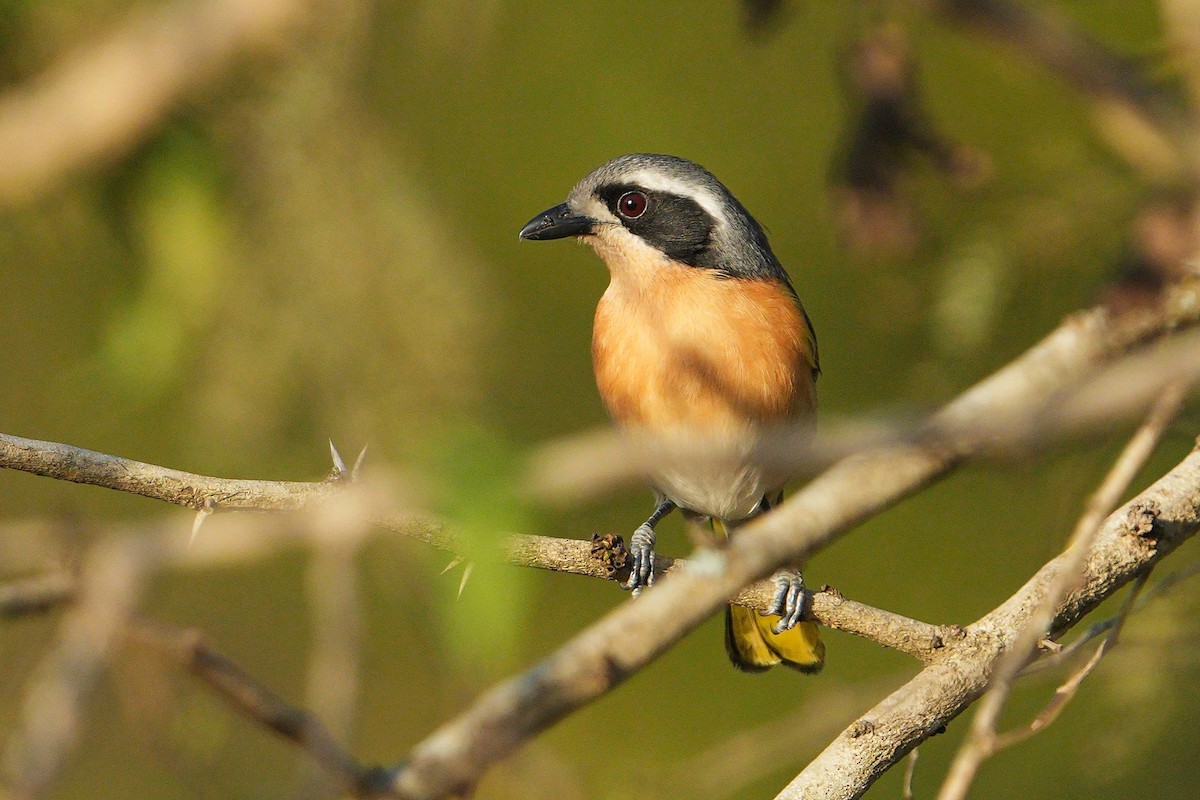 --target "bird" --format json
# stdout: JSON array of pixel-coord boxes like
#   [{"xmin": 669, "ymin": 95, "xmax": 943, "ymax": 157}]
[{"xmin": 518, "ymin": 153, "xmax": 823, "ymax": 673}]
